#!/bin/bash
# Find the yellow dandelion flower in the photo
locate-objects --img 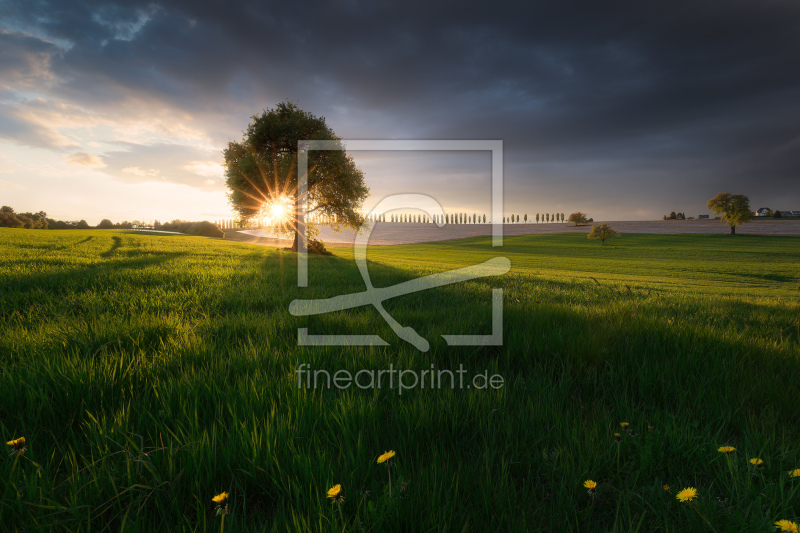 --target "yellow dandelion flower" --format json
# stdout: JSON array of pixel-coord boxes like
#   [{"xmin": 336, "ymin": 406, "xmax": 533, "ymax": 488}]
[
  {"xmin": 663, "ymin": 484, "xmax": 671, "ymax": 493},
  {"xmin": 788, "ymin": 469, "xmax": 800, "ymax": 478},
  {"xmin": 749, "ymin": 458, "xmax": 764, "ymax": 467},
  {"xmin": 377, "ymin": 450, "xmax": 396, "ymax": 464},
  {"xmin": 6, "ymin": 437, "xmax": 25, "ymax": 449},
  {"xmin": 774, "ymin": 519, "xmax": 799, "ymax": 532},
  {"xmin": 212, "ymin": 492, "xmax": 228, "ymax": 505},
  {"xmin": 676, "ymin": 487, "xmax": 697, "ymax": 502},
  {"xmin": 620, "ymin": 422, "xmax": 629, "ymax": 429},
  {"xmin": 327, "ymin": 484, "xmax": 342, "ymax": 499},
  {"xmin": 583, "ymin": 480, "xmax": 597, "ymax": 491},
  {"xmin": 717, "ymin": 446, "xmax": 736, "ymax": 454},
  {"xmin": 647, "ymin": 426, "xmax": 653, "ymax": 431},
  {"xmin": 614, "ymin": 433, "xmax": 621, "ymax": 439}
]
